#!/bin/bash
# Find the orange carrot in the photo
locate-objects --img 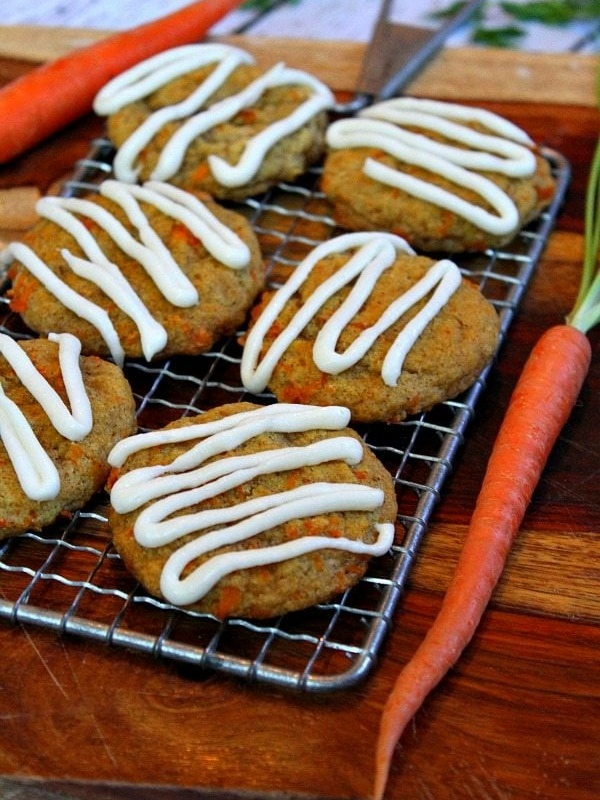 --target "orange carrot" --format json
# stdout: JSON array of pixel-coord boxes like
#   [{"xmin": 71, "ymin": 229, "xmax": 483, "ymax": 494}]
[
  {"xmin": 373, "ymin": 323, "xmax": 592, "ymax": 799},
  {"xmin": 373, "ymin": 125, "xmax": 600, "ymax": 798},
  {"xmin": 0, "ymin": 0, "xmax": 245, "ymax": 164}
]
